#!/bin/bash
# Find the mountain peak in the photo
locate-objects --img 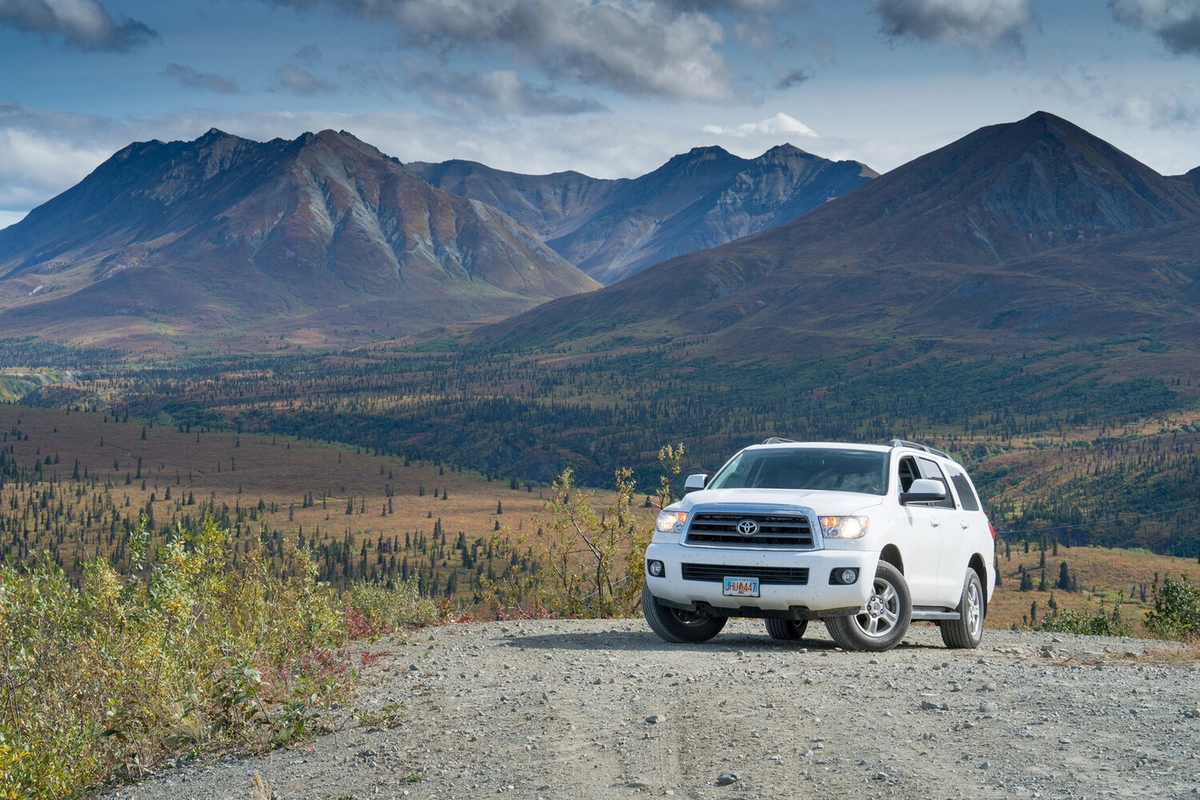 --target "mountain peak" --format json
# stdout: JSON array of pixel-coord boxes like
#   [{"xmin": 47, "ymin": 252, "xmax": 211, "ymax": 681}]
[{"xmin": 763, "ymin": 143, "xmax": 808, "ymax": 157}]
